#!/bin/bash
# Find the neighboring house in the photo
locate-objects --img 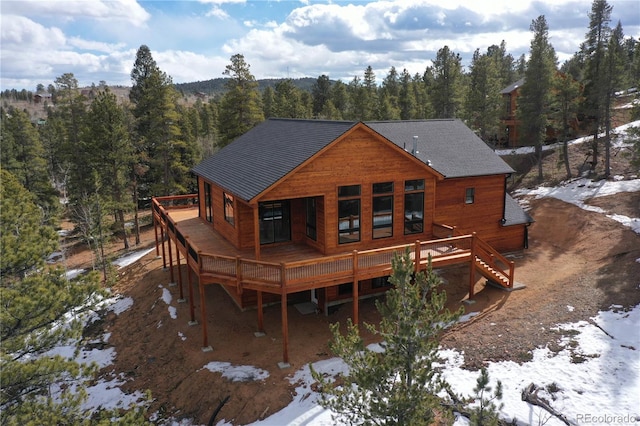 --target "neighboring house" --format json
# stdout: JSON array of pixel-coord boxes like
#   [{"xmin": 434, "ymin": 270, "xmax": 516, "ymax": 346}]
[
  {"xmin": 152, "ymin": 118, "xmax": 533, "ymax": 364},
  {"xmin": 500, "ymin": 76, "xmax": 580, "ymax": 147},
  {"xmin": 500, "ymin": 78, "xmax": 524, "ymax": 147},
  {"xmin": 33, "ymin": 93, "xmax": 52, "ymax": 103}
]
